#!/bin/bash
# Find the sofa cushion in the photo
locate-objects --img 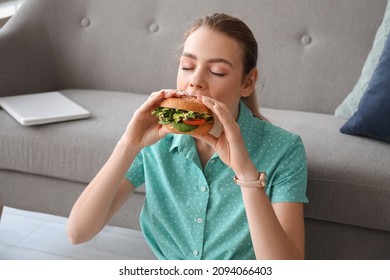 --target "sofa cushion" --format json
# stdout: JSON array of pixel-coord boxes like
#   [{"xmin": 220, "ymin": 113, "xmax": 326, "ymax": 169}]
[
  {"xmin": 340, "ymin": 31, "xmax": 390, "ymax": 143},
  {"xmin": 335, "ymin": 0, "xmax": 390, "ymax": 119},
  {"xmin": 262, "ymin": 108, "xmax": 390, "ymax": 232},
  {"xmin": 0, "ymin": 89, "xmax": 148, "ymax": 184}
]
